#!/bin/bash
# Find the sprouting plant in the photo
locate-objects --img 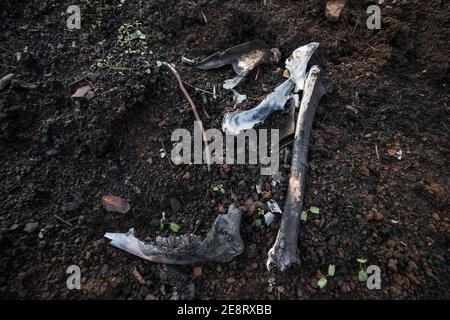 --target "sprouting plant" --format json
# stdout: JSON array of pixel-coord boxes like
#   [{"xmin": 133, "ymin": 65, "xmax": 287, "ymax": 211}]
[
  {"xmin": 328, "ymin": 264, "xmax": 336, "ymax": 277},
  {"xmin": 300, "ymin": 206, "xmax": 320, "ymax": 221},
  {"xmin": 251, "ymin": 208, "xmax": 266, "ymax": 228},
  {"xmin": 300, "ymin": 211, "xmax": 308, "ymax": 221},
  {"xmin": 159, "ymin": 222, "xmax": 181, "ymax": 233},
  {"xmin": 211, "ymin": 184, "xmax": 225, "ymax": 194},
  {"xmin": 38, "ymin": 228, "xmax": 48, "ymax": 239},
  {"xmin": 317, "ymin": 277, "xmax": 327, "ymax": 289},
  {"xmin": 117, "ymin": 23, "xmax": 148, "ymax": 54},
  {"xmin": 169, "ymin": 223, "xmax": 181, "ymax": 233},
  {"xmin": 257, "ymin": 207, "xmax": 265, "ymax": 216},
  {"xmin": 317, "ymin": 264, "xmax": 336, "ymax": 289},
  {"xmin": 357, "ymin": 258, "xmax": 368, "ymax": 282},
  {"xmin": 253, "ymin": 219, "xmax": 262, "ymax": 228},
  {"xmin": 159, "ymin": 148, "xmax": 166, "ymax": 158},
  {"xmin": 309, "ymin": 206, "xmax": 320, "ymax": 214}
]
